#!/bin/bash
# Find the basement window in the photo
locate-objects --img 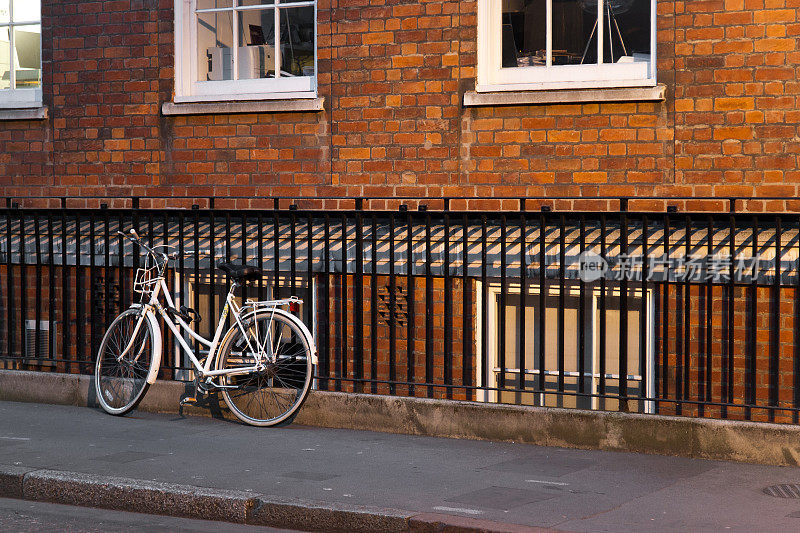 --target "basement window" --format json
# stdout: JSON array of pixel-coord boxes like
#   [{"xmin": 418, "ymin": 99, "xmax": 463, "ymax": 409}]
[{"xmin": 476, "ymin": 282, "xmax": 655, "ymax": 413}]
